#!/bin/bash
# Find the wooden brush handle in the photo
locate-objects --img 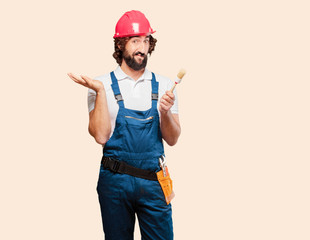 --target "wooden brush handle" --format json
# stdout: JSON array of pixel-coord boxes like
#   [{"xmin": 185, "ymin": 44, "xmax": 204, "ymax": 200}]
[{"xmin": 170, "ymin": 83, "xmax": 177, "ymax": 92}]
